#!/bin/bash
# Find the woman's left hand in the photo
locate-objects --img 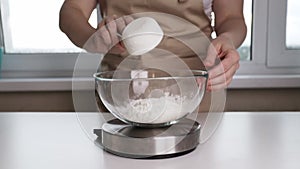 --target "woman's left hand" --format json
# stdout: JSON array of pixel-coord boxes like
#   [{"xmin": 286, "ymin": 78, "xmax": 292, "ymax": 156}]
[{"xmin": 204, "ymin": 35, "xmax": 240, "ymax": 91}]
